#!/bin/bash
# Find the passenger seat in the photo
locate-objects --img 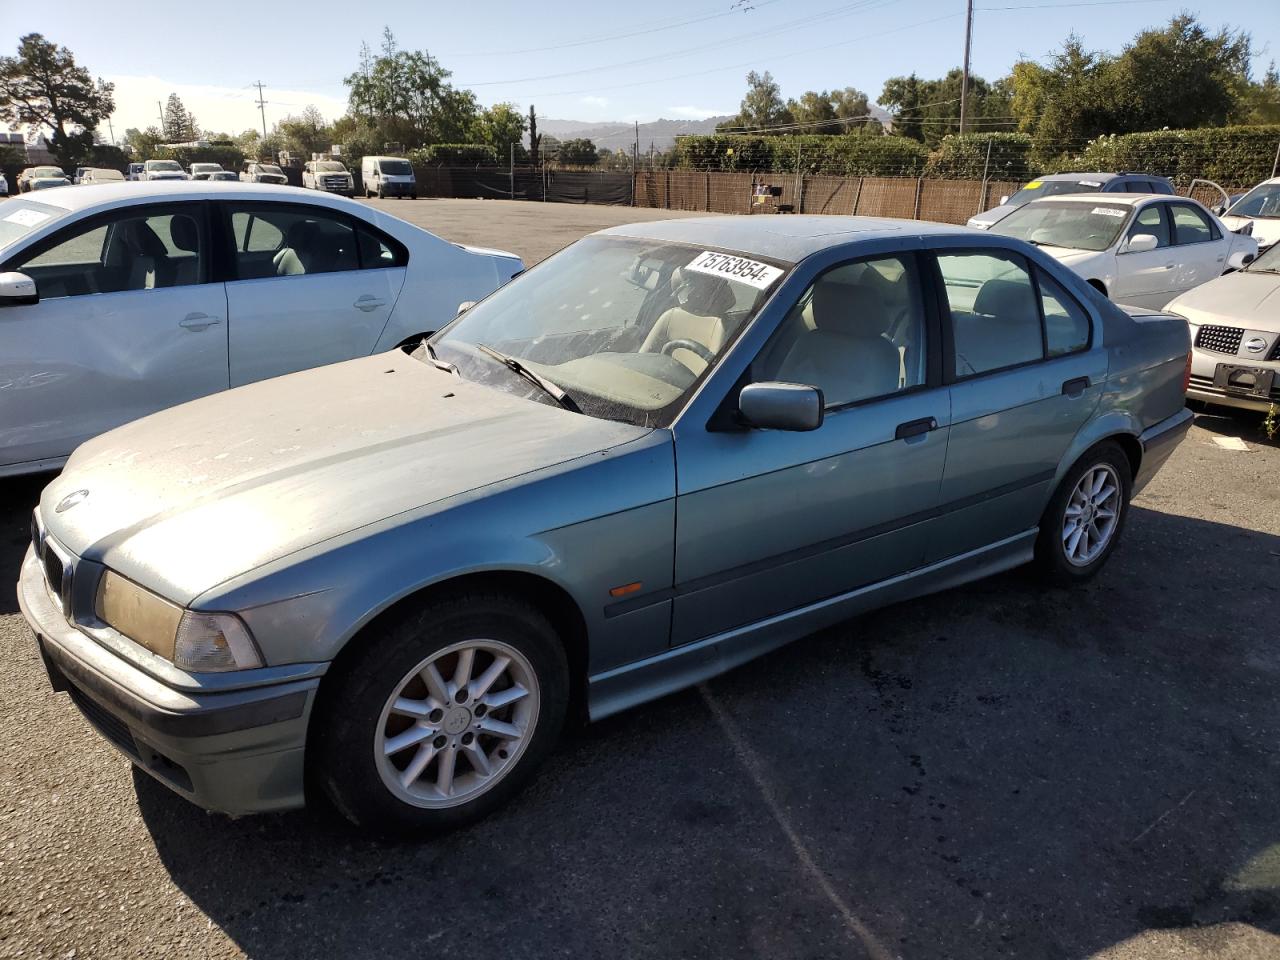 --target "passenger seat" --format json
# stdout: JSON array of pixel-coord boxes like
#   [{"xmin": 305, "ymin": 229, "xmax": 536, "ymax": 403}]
[{"xmin": 642, "ymin": 270, "xmax": 737, "ymax": 375}]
